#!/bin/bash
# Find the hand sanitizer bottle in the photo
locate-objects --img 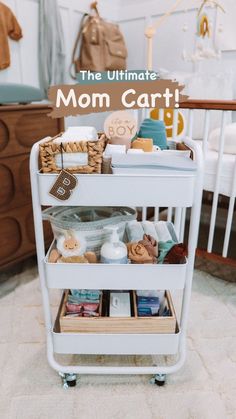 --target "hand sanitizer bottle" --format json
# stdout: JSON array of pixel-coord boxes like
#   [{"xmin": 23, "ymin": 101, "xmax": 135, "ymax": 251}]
[{"xmin": 101, "ymin": 226, "xmax": 128, "ymax": 264}]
